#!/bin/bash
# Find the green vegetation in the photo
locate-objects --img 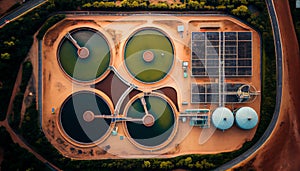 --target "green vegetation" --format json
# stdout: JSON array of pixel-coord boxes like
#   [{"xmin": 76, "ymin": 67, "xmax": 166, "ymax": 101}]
[
  {"xmin": 20, "ymin": 61, "xmax": 33, "ymax": 92},
  {"xmin": 80, "ymin": 0, "xmax": 266, "ymax": 30},
  {"xmin": 0, "ymin": 0, "xmax": 276, "ymax": 170},
  {"xmin": 8, "ymin": 61, "xmax": 32, "ymax": 131},
  {"xmin": 9, "ymin": 93, "xmax": 23, "ymax": 130},
  {"xmin": 21, "ymin": 100, "xmax": 66, "ymax": 166},
  {"xmin": 0, "ymin": 2, "xmax": 57, "ymax": 120},
  {"xmin": 0, "ymin": 126, "xmax": 49, "ymax": 170},
  {"xmin": 37, "ymin": 14, "xmax": 65, "ymax": 40}
]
